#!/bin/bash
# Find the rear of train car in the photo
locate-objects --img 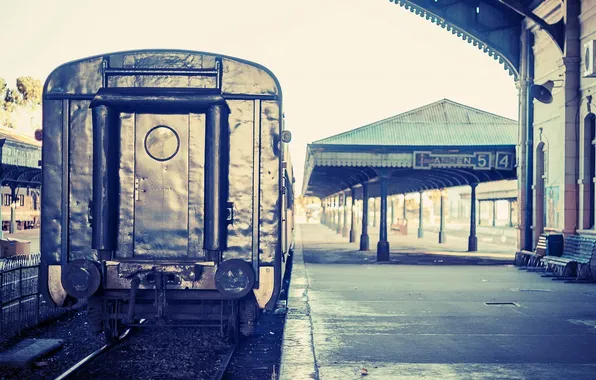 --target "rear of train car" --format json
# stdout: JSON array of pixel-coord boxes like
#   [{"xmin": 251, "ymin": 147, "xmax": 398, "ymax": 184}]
[{"xmin": 39, "ymin": 50, "xmax": 293, "ymax": 338}]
